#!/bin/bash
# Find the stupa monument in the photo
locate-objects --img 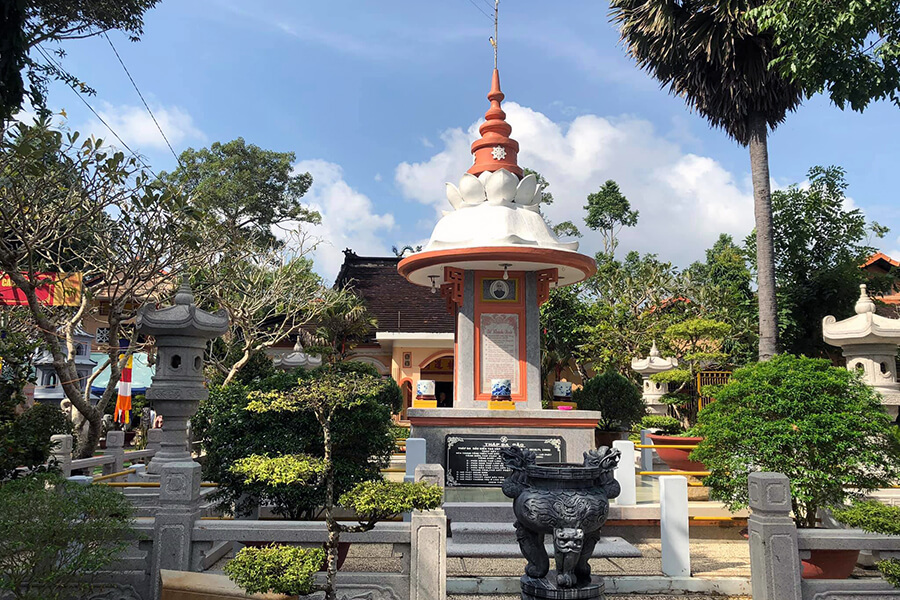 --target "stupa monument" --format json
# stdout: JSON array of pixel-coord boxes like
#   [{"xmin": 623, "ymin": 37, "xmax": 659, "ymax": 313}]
[{"xmin": 398, "ymin": 63, "xmax": 603, "ymax": 479}]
